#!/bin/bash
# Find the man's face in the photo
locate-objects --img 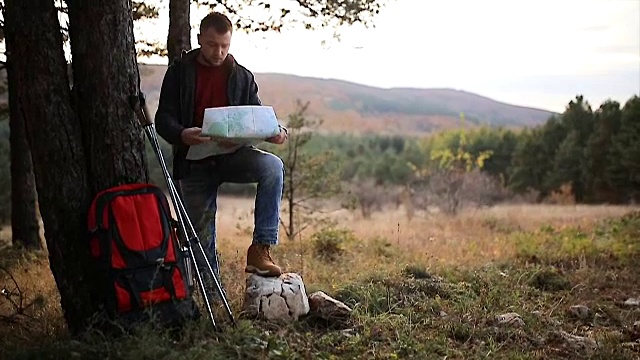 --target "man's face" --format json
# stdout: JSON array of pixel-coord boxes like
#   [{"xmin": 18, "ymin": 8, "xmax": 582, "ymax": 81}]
[{"xmin": 197, "ymin": 27, "xmax": 231, "ymax": 67}]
